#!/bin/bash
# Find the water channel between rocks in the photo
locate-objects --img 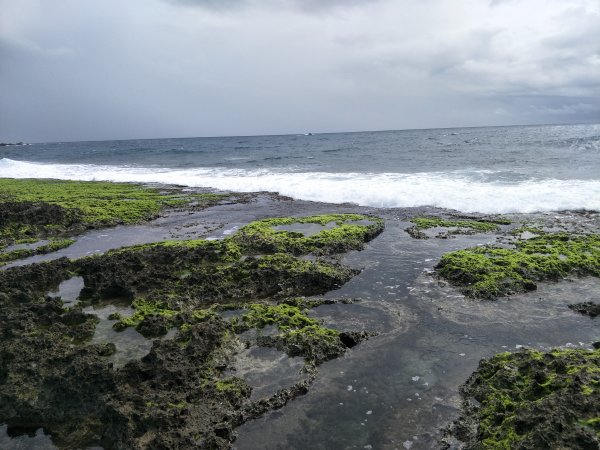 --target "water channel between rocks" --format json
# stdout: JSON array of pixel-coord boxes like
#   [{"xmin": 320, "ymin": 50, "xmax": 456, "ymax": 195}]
[
  {"xmin": 233, "ymin": 219, "xmax": 599, "ymax": 450},
  {"xmin": 1, "ymin": 198, "xmax": 598, "ymax": 449}
]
